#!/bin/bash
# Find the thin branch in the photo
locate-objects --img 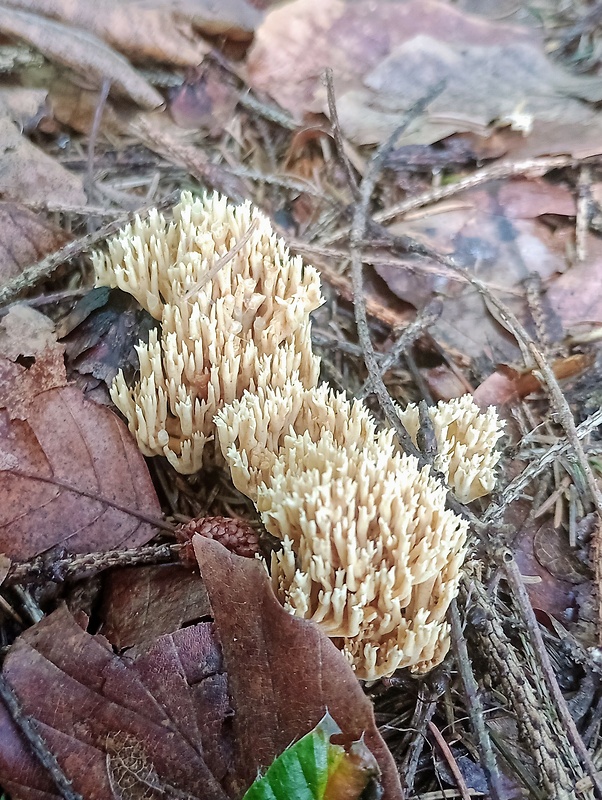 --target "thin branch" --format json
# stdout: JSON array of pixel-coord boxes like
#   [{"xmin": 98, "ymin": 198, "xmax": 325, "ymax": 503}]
[
  {"xmin": 5, "ymin": 543, "xmax": 180, "ymax": 586},
  {"xmin": 85, "ymin": 78, "xmax": 111, "ymax": 197},
  {"xmin": 0, "ymin": 674, "xmax": 83, "ymax": 800},
  {"xmin": 502, "ymin": 551, "xmax": 602, "ymax": 799},
  {"xmin": 485, "ymin": 407, "xmax": 602, "ymax": 523},
  {"xmin": 324, "ymin": 68, "xmax": 360, "ymax": 199},
  {"xmin": 449, "ymin": 599, "xmax": 504, "ymax": 800},
  {"xmin": 427, "ymin": 721, "xmax": 472, "ymax": 800},
  {"xmin": 322, "ymin": 155, "xmax": 579, "ymax": 245},
  {"xmin": 0, "ymin": 191, "xmax": 180, "ymax": 307},
  {"xmin": 349, "ymin": 85, "xmax": 445, "ymax": 463},
  {"xmin": 356, "ymin": 299, "xmax": 442, "ymax": 399}
]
